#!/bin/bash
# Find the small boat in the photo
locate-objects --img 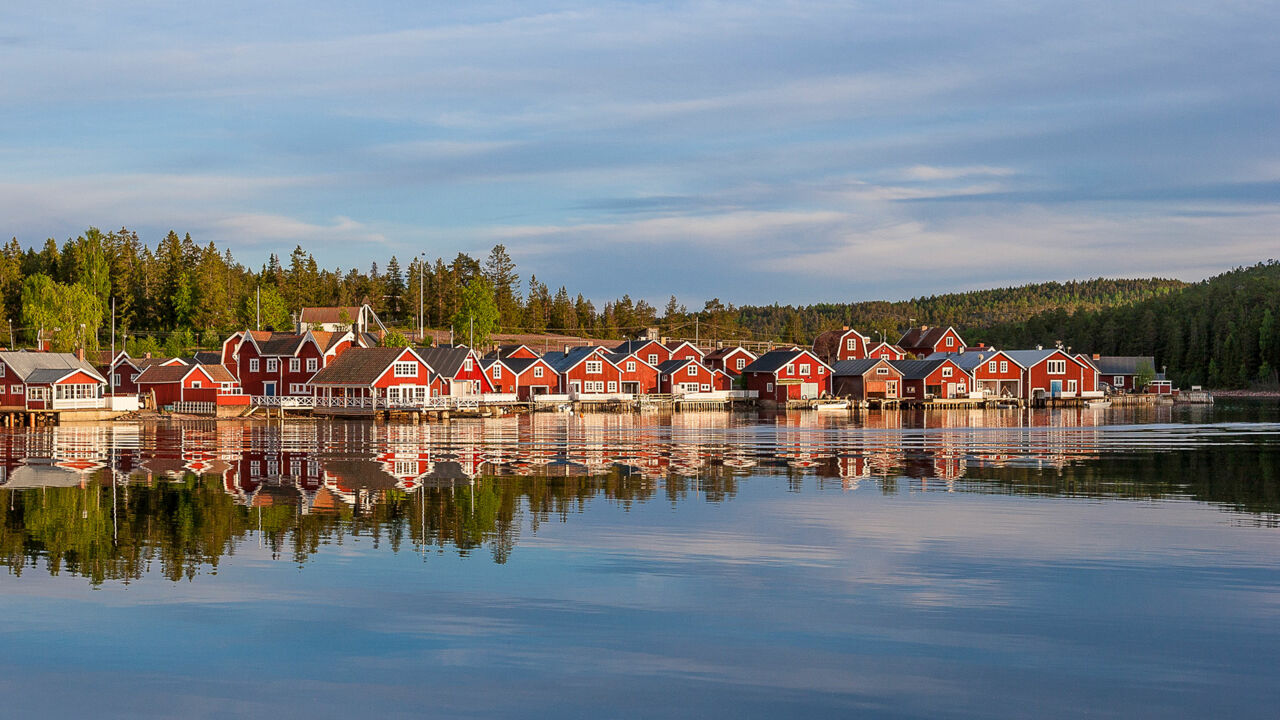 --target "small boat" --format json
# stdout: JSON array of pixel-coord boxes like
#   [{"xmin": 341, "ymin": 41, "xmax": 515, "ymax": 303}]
[
  {"xmin": 1084, "ymin": 399, "xmax": 1112, "ymax": 409},
  {"xmin": 554, "ymin": 403, "xmax": 574, "ymax": 413},
  {"xmin": 814, "ymin": 401, "xmax": 850, "ymax": 412}
]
